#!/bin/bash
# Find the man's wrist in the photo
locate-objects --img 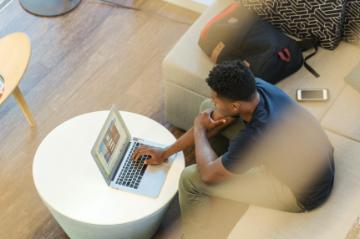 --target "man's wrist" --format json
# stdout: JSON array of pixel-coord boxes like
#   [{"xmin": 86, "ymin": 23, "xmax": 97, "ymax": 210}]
[
  {"xmin": 194, "ymin": 121, "xmax": 206, "ymax": 131},
  {"xmin": 160, "ymin": 147, "xmax": 170, "ymax": 161},
  {"xmin": 194, "ymin": 124, "xmax": 206, "ymax": 137}
]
